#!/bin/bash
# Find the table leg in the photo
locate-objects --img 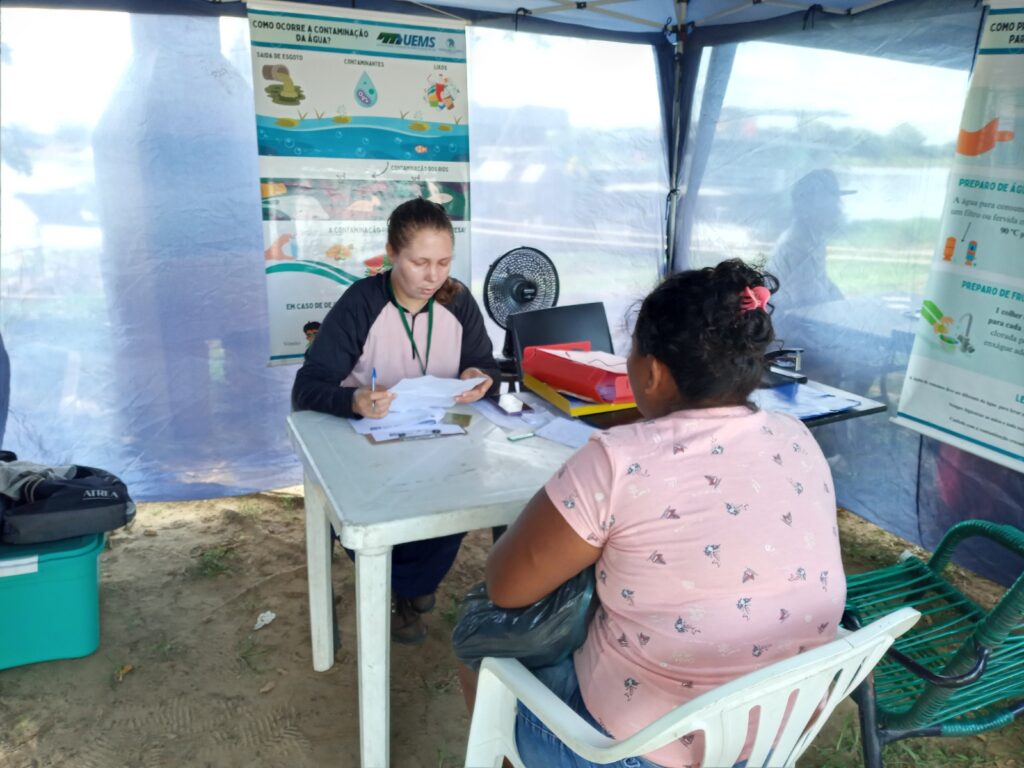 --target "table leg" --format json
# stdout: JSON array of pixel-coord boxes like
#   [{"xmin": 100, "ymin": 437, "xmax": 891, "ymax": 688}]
[
  {"xmin": 355, "ymin": 546, "xmax": 392, "ymax": 768},
  {"xmin": 304, "ymin": 470, "xmax": 334, "ymax": 672}
]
